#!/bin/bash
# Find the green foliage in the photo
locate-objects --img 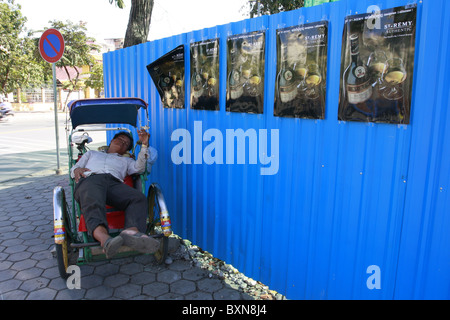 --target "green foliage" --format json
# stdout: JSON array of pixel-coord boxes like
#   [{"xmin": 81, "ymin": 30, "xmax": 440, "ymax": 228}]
[
  {"xmin": 0, "ymin": 2, "xmax": 102, "ymax": 99},
  {"xmin": 109, "ymin": 0, "xmax": 125, "ymax": 9},
  {"xmin": 45, "ymin": 20, "xmax": 101, "ymax": 107},
  {"xmin": 49, "ymin": 20, "xmax": 100, "ymax": 69},
  {"xmin": 84, "ymin": 63, "xmax": 104, "ymax": 97},
  {"xmin": 0, "ymin": 0, "xmax": 45, "ymax": 95},
  {"xmin": 248, "ymin": 0, "xmax": 305, "ymax": 18}
]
